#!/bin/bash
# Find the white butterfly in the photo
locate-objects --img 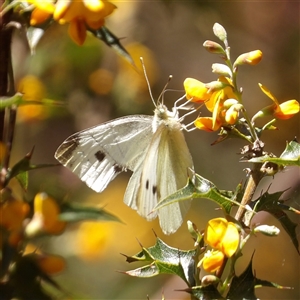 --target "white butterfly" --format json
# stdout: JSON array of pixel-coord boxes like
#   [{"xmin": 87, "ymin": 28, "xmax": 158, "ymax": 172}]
[{"xmin": 55, "ymin": 79, "xmax": 194, "ymax": 235}]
